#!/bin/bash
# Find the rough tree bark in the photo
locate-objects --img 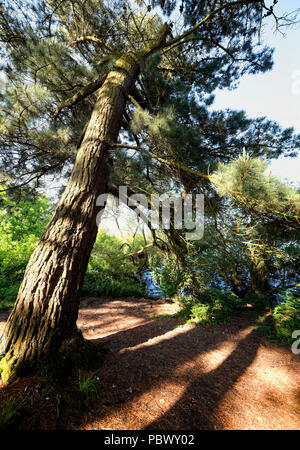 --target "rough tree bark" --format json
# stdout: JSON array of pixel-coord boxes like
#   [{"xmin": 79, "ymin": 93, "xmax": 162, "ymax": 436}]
[{"xmin": 0, "ymin": 53, "xmax": 141, "ymax": 383}]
